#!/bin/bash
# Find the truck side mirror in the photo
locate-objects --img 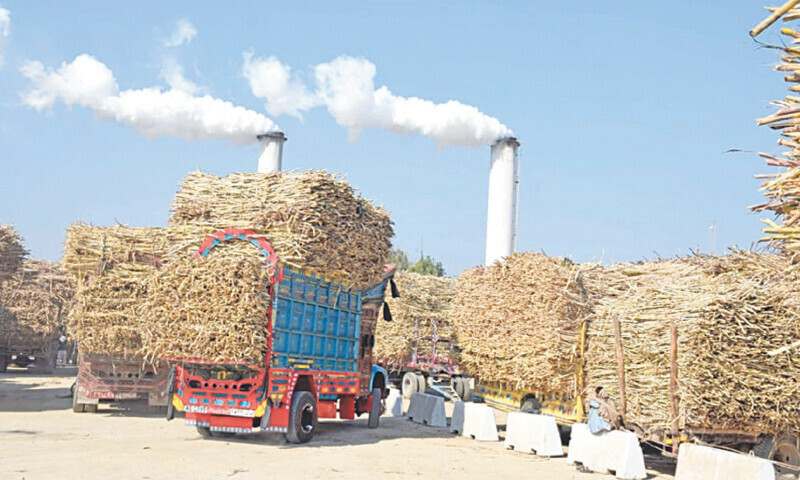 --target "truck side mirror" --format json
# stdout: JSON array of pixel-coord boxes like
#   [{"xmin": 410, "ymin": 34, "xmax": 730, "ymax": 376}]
[
  {"xmin": 390, "ymin": 279, "xmax": 400, "ymax": 298},
  {"xmin": 382, "ymin": 302, "xmax": 393, "ymax": 321}
]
